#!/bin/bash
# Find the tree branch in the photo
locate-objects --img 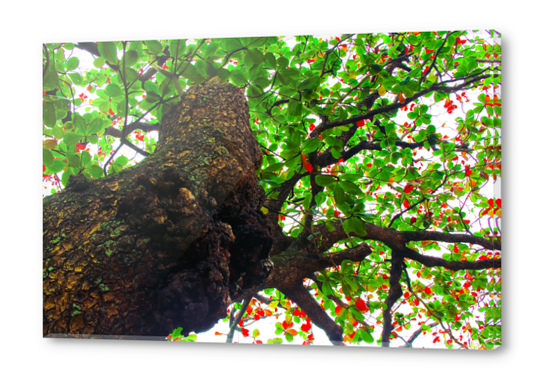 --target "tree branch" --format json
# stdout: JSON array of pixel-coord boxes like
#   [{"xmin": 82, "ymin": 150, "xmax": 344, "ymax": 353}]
[
  {"xmin": 399, "ymin": 229, "xmax": 500, "ymax": 251},
  {"xmin": 307, "ymin": 273, "xmax": 371, "ymax": 329},
  {"xmin": 399, "ymin": 246, "xmax": 500, "ymax": 271},
  {"xmin": 310, "ymin": 73, "xmax": 492, "ymax": 136},
  {"xmin": 317, "ymin": 138, "xmax": 425, "ymax": 168},
  {"xmin": 381, "ymin": 252, "xmax": 403, "ymax": 347},
  {"xmin": 266, "ymin": 243, "xmax": 372, "ymax": 290},
  {"xmin": 403, "ymin": 264, "xmax": 469, "ymax": 349},
  {"xmin": 315, "ymin": 220, "xmax": 500, "ymax": 255},
  {"xmin": 399, "ymin": 322, "xmax": 438, "ymax": 348},
  {"xmin": 104, "ymin": 121, "xmax": 160, "ymax": 138},
  {"xmin": 279, "ymin": 281, "xmax": 344, "ymax": 345},
  {"xmin": 226, "ymin": 297, "xmax": 251, "ymax": 343}
]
